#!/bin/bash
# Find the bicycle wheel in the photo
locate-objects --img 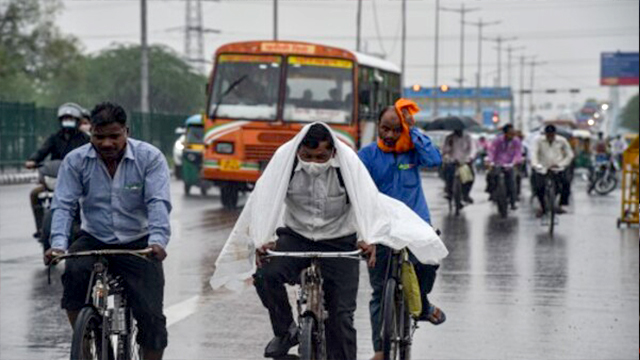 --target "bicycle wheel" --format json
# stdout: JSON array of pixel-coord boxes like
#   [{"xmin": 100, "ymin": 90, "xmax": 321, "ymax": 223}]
[
  {"xmin": 398, "ymin": 296, "xmax": 411, "ymax": 360},
  {"xmin": 453, "ymin": 178, "xmax": 463, "ymax": 216},
  {"xmin": 495, "ymin": 176, "xmax": 508, "ymax": 218},
  {"xmin": 299, "ymin": 315, "xmax": 318, "ymax": 360},
  {"xmin": 546, "ymin": 182, "xmax": 556, "ymax": 236},
  {"xmin": 70, "ymin": 307, "xmax": 109, "ymax": 360},
  {"xmin": 382, "ymin": 278, "xmax": 399, "ymax": 360}
]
